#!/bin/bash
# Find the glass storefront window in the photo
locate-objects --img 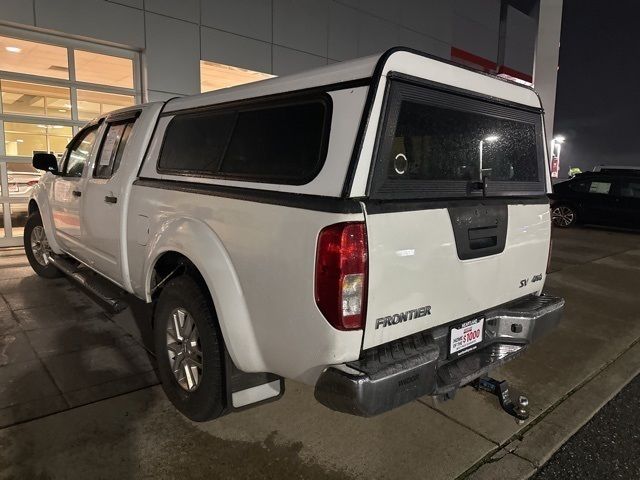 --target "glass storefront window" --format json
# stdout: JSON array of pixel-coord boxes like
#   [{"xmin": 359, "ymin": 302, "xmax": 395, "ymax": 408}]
[
  {"xmin": 0, "ymin": 35, "xmax": 69, "ymax": 79},
  {"xmin": 1, "ymin": 80, "xmax": 72, "ymax": 119},
  {"xmin": 76, "ymin": 90, "xmax": 135, "ymax": 120},
  {"xmin": 74, "ymin": 50, "xmax": 134, "ymax": 89},
  {"xmin": 0, "ymin": 32, "xmax": 139, "ymax": 245},
  {"xmin": 49, "ymin": 128, "xmax": 73, "ymax": 154},
  {"xmin": 200, "ymin": 60, "xmax": 274, "ymax": 93},
  {"xmin": 9, "ymin": 202, "xmax": 26, "ymax": 238},
  {"xmin": 3, "ymin": 122, "xmax": 73, "ymax": 157},
  {"xmin": 1, "ymin": 162, "xmax": 39, "ymax": 239}
]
